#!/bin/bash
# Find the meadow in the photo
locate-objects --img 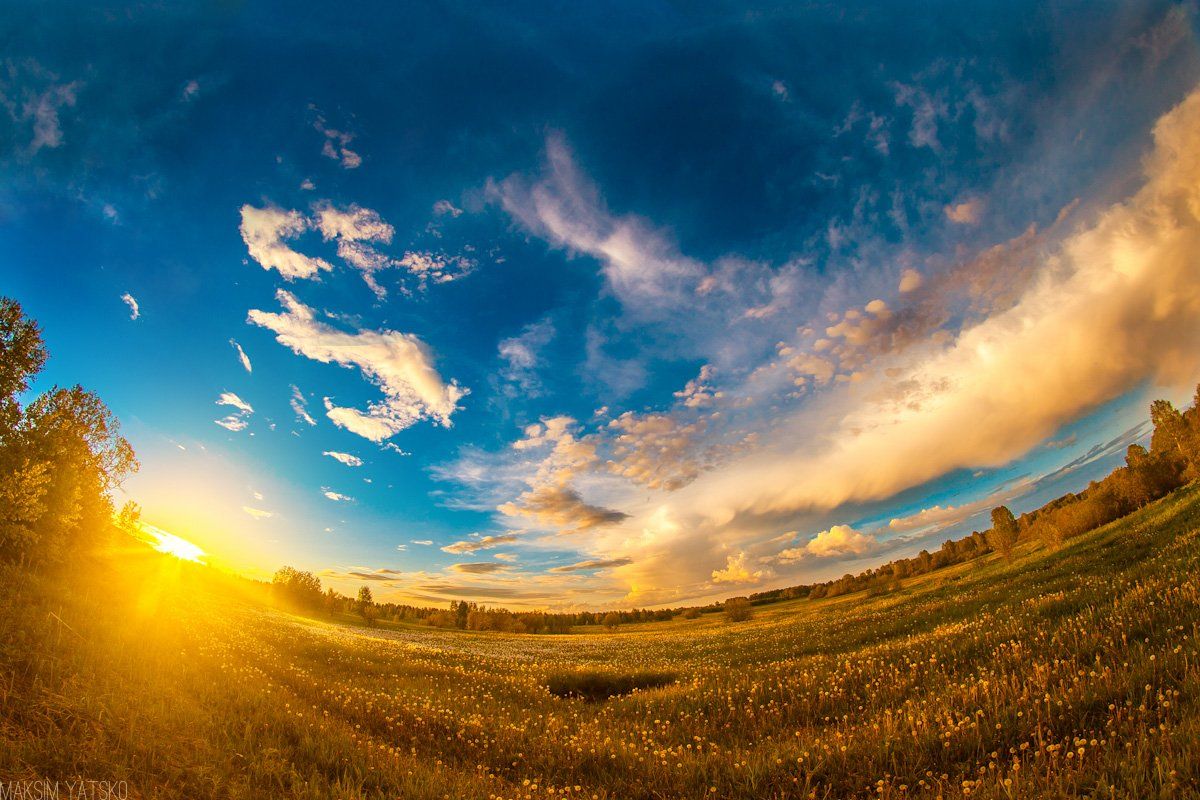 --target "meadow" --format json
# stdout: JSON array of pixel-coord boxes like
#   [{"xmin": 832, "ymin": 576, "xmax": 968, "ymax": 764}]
[{"xmin": 3, "ymin": 485, "xmax": 1200, "ymax": 799}]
